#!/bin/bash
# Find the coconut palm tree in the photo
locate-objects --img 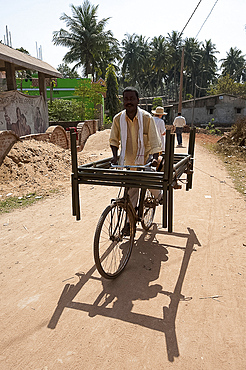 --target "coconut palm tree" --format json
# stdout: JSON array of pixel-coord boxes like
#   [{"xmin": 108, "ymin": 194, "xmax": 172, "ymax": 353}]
[
  {"xmin": 52, "ymin": 0, "xmax": 119, "ymax": 79},
  {"xmin": 94, "ymin": 45, "xmax": 121, "ymax": 80},
  {"xmin": 121, "ymin": 33, "xmax": 151, "ymax": 94},
  {"xmin": 166, "ymin": 31, "xmax": 183, "ymax": 101},
  {"xmin": 121, "ymin": 33, "xmax": 139, "ymax": 86},
  {"xmin": 183, "ymin": 37, "xmax": 202, "ymax": 98},
  {"xmin": 200, "ymin": 40, "xmax": 218, "ymax": 90},
  {"xmin": 220, "ymin": 47, "xmax": 246, "ymax": 82},
  {"xmin": 150, "ymin": 36, "xmax": 169, "ymax": 95}
]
